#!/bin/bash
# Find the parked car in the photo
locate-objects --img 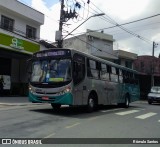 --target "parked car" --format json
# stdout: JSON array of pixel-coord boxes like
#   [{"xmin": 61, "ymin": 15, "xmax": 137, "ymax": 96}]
[{"xmin": 148, "ymin": 86, "xmax": 160, "ymax": 104}]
